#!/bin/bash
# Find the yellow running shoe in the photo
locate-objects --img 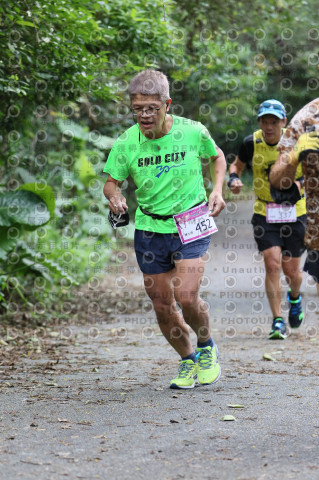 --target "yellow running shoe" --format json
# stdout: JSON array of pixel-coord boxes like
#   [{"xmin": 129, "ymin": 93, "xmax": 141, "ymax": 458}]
[
  {"xmin": 196, "ymin": 345, "xmax": 221, "ymax": 385},
  {"xmin": 170, "ymin": 359, "xmax": 197, "ymax": 389}
]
